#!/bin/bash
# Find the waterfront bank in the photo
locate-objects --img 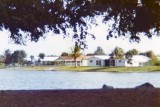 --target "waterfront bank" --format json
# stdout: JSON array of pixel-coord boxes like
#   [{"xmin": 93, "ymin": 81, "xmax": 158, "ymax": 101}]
[{"xmin": 7, "ymin": 65, "xmax": 160, "ymax": 72}]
